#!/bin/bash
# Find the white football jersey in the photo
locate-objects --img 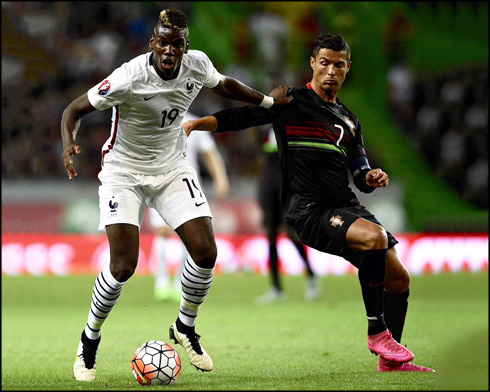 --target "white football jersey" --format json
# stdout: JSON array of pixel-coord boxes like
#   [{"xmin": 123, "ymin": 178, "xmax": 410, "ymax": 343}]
[{"xmin": 87, "ymin": 50, "xmax": 221, "ymax": 175}]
